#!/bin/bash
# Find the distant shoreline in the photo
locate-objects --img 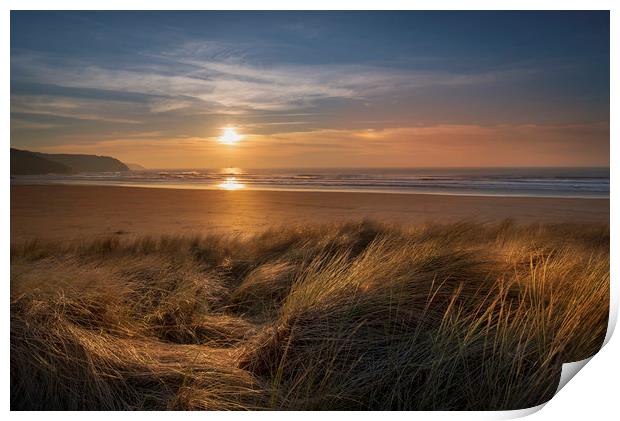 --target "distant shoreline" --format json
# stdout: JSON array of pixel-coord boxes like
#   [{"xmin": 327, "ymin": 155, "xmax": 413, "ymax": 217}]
[{"xmin": 10, "ymin": 166, "xmax": 609, "ymax": 199}]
